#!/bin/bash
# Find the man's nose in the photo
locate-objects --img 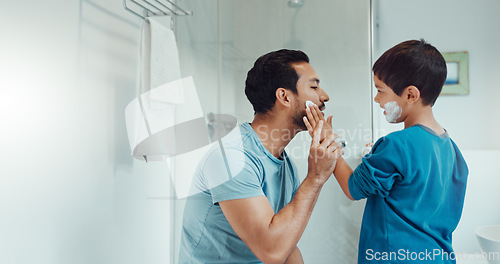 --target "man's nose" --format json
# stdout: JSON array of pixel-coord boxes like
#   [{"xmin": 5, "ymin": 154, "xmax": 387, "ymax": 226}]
[{"xmin": 320, "ymin": 88, "xmax": 330, "ymax": 103}]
